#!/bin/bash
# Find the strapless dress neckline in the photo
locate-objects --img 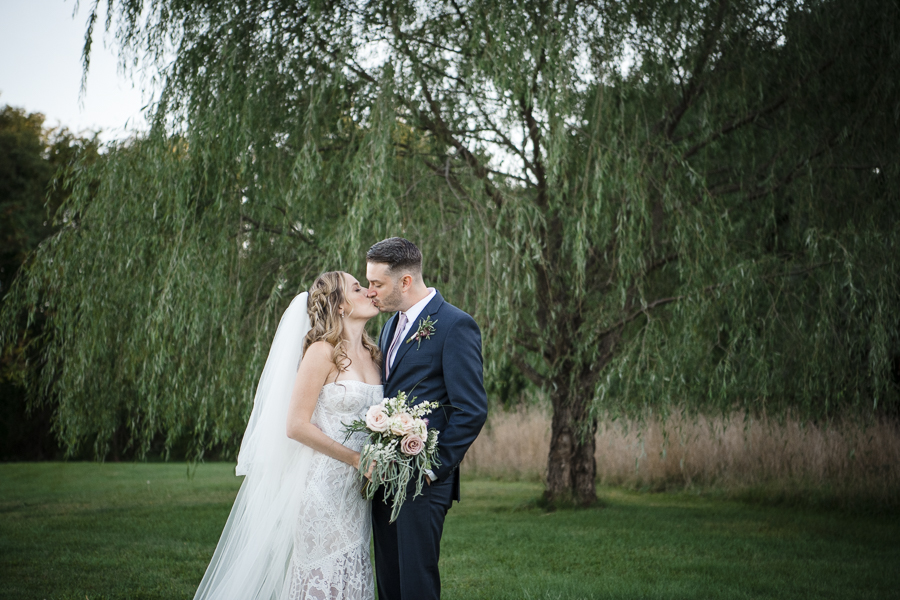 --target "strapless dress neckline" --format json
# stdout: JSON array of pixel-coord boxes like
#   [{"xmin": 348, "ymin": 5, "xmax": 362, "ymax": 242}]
[{"xmin": 323, "ymin": 380, "xmax": 383, "ymax": 389}]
